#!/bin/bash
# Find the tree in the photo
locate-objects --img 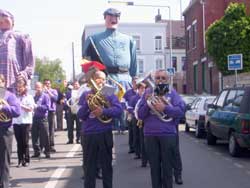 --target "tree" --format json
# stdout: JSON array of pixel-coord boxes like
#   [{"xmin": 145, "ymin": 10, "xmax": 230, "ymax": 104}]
[
  {"xmin": 34, "ymin": 57, "xmax": 66, "ymax": 91},
  {"xmin": 206, "ymin": 3, "xmax": 250, "ymax": 75}
]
